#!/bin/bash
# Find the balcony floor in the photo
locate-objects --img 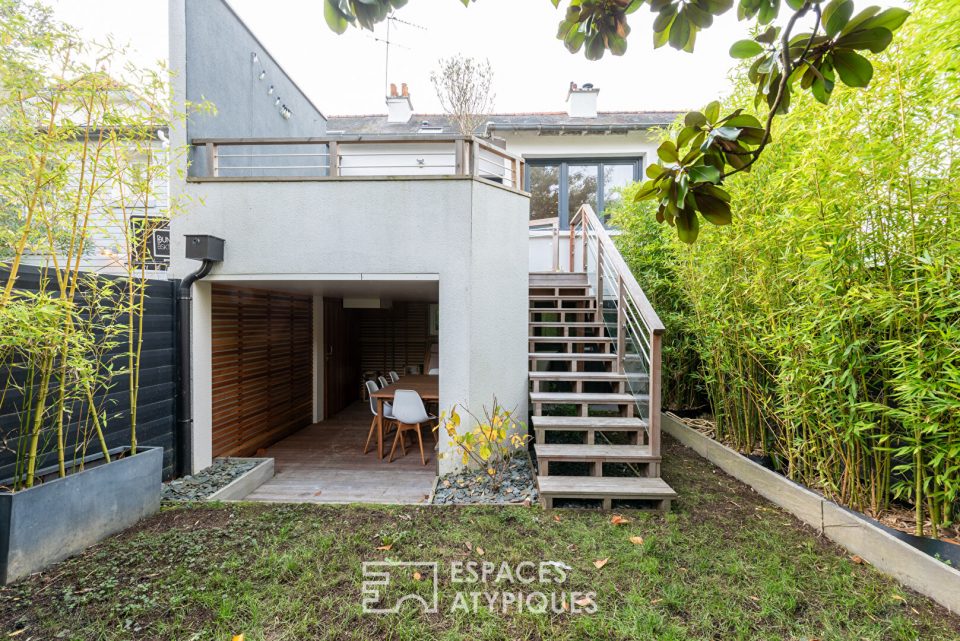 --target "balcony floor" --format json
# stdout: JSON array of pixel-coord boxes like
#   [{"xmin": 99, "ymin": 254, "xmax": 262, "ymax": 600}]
[{"xmin": 246, "ymin": 402, "xmax": 438, "ymax": 504}]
